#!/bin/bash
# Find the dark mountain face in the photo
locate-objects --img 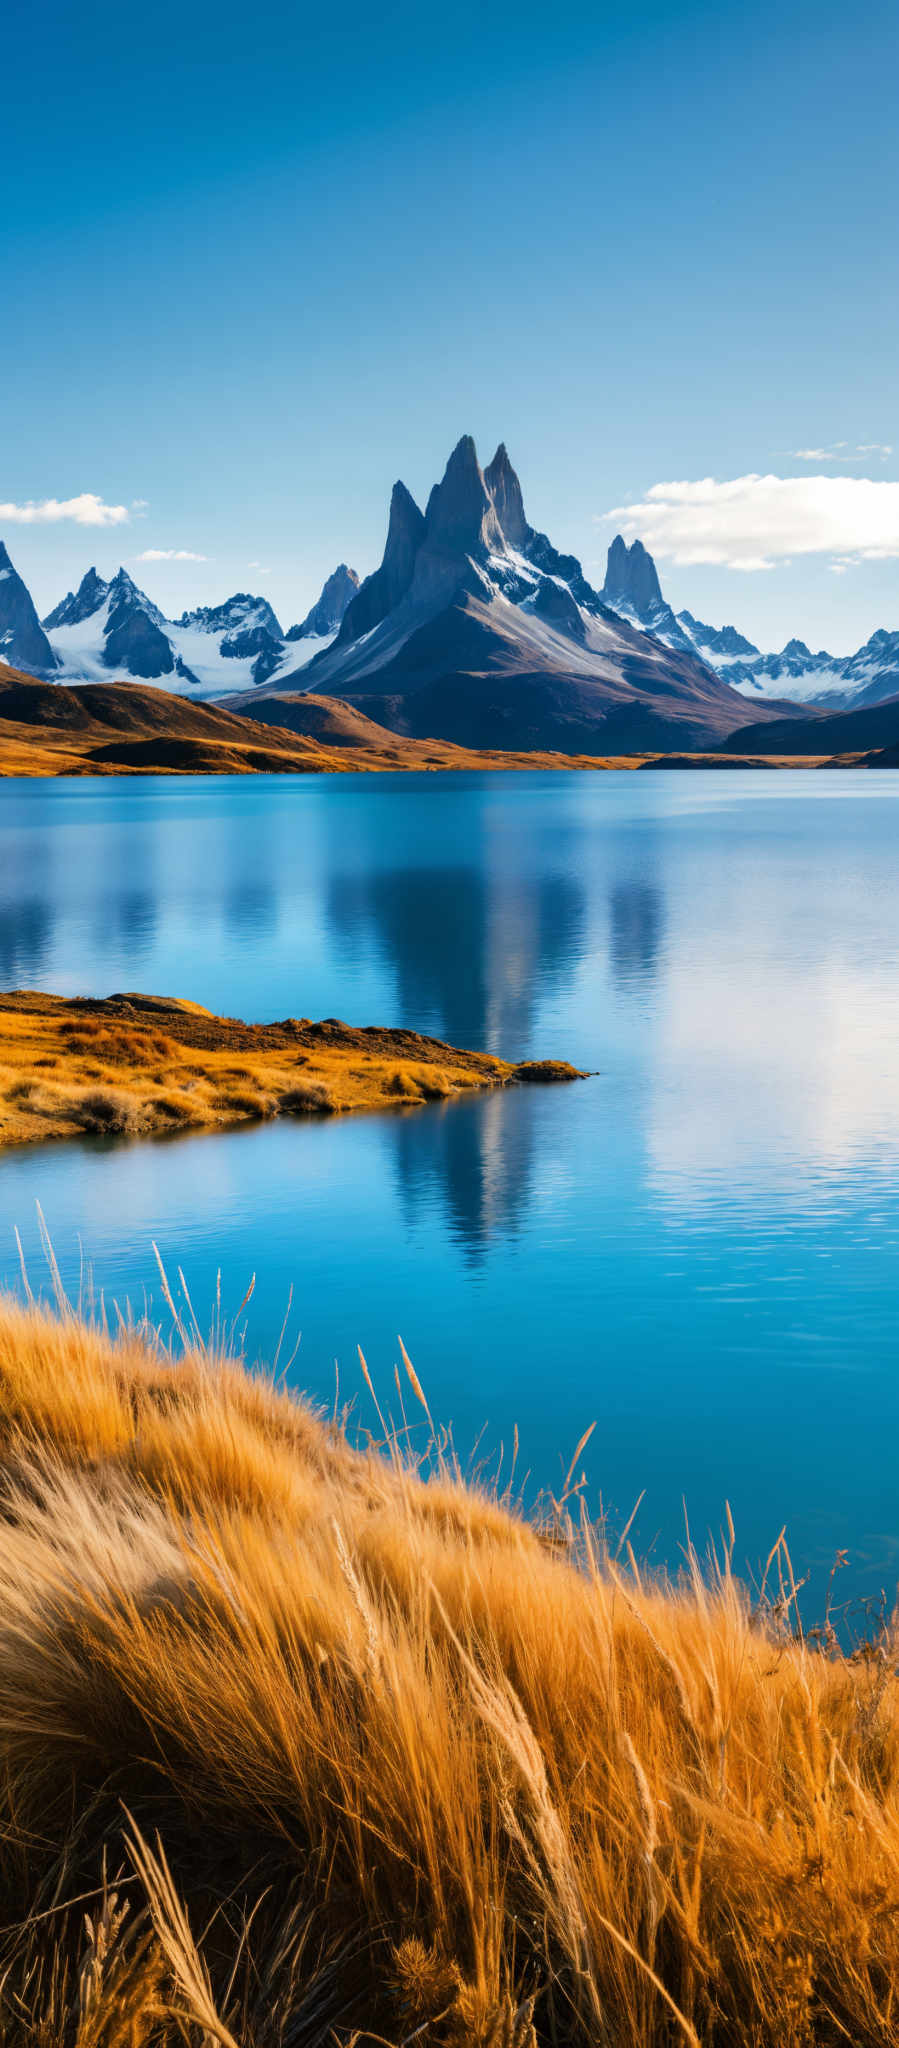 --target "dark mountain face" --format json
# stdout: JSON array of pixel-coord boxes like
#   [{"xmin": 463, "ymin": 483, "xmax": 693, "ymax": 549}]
[
  {"xmin": 287, "ymin": 564, "xmax": 359, "ymax": 642},
  {"xmin": 43, "ymin": 567, "xmax": 108, "ymax": 630},
  {"xmin": 99, "ymin": 569, "xmax": 172, "ymax": 677},
  {"xmin": 0, "ymin": 543, "xmax": 58, "ymax": 676},
  {"xmin": 236, "ymin": 437, "xmax": 783, "ymax": 754},
  {"xmin": 335, "ymin": 483, "xmax": 427, "ymax": 645},
  {"xmin": 103, "ymin": 608, "xmax": 174, "ymax": 679}
]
